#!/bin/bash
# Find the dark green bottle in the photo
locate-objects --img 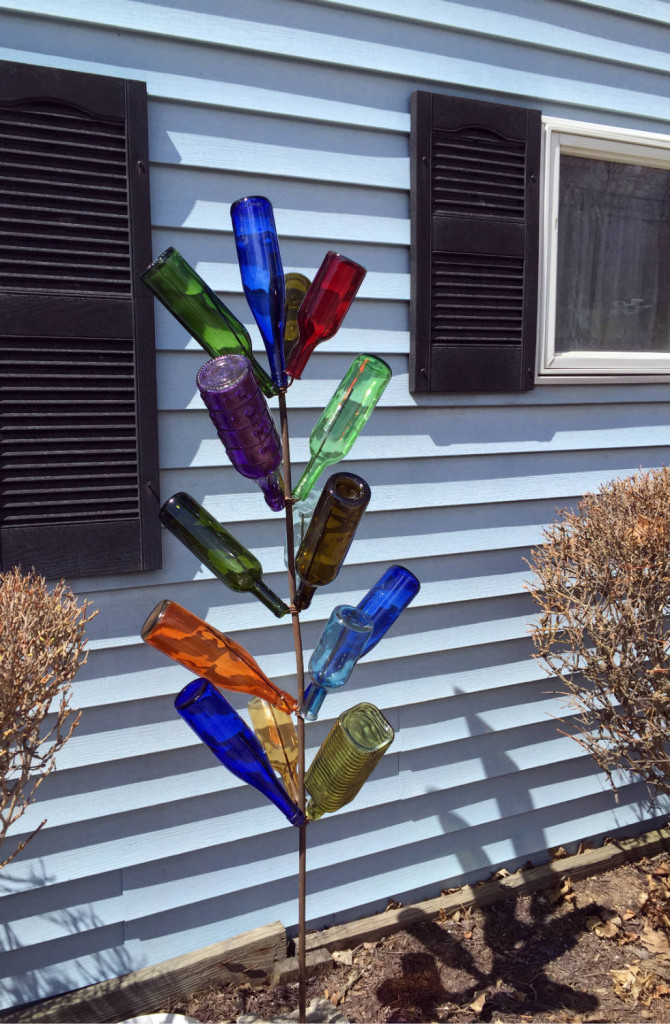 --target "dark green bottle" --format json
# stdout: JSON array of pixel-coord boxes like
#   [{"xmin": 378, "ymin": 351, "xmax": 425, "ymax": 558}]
[
  {"xmin": 160, "ymin": 492, "xmax": 289, "ymax": 618},
  {"xmin": 141, "ymin": 246, "xmax": 278, "ymax": 398},
  {"xmin": 294, "ymin": 472, "xmax": 371, "ymax": 611}
]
